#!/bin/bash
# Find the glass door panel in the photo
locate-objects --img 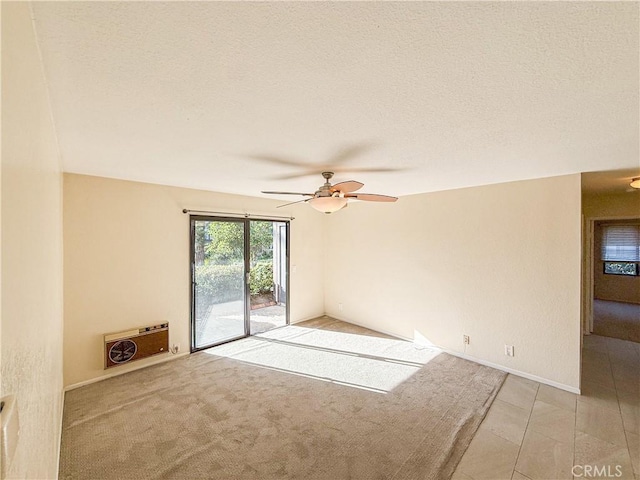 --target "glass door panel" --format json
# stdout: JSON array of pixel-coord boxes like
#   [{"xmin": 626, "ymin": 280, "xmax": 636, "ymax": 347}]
[
  {"xmin": 249, "ymin": 221, "xmax": 288, "ymax": 335},
  {"xmin": 192, "ymin": 218, "xmax": 247, "ymax": 350}
]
